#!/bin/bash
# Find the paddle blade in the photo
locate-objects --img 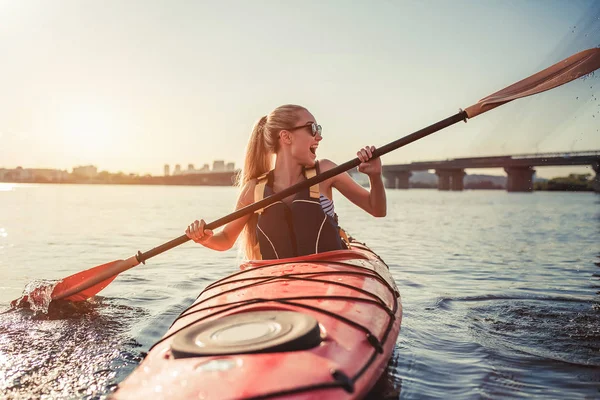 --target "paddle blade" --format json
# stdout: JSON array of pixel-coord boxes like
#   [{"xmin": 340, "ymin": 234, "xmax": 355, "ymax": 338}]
[
  {"xmin": 55, "ymin": 271, "xmax": 119, "ymax": 302},
  {"xmin": 51, "ymin": 256, "xmax": 140, "ymax": 302},
  {"xmin": 50, "ymin": 260, "xmax": 121, "ymax": 302},
  {"xmin": 466, "ymin": 48, "xmax": 600, "ymax": 118}
]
